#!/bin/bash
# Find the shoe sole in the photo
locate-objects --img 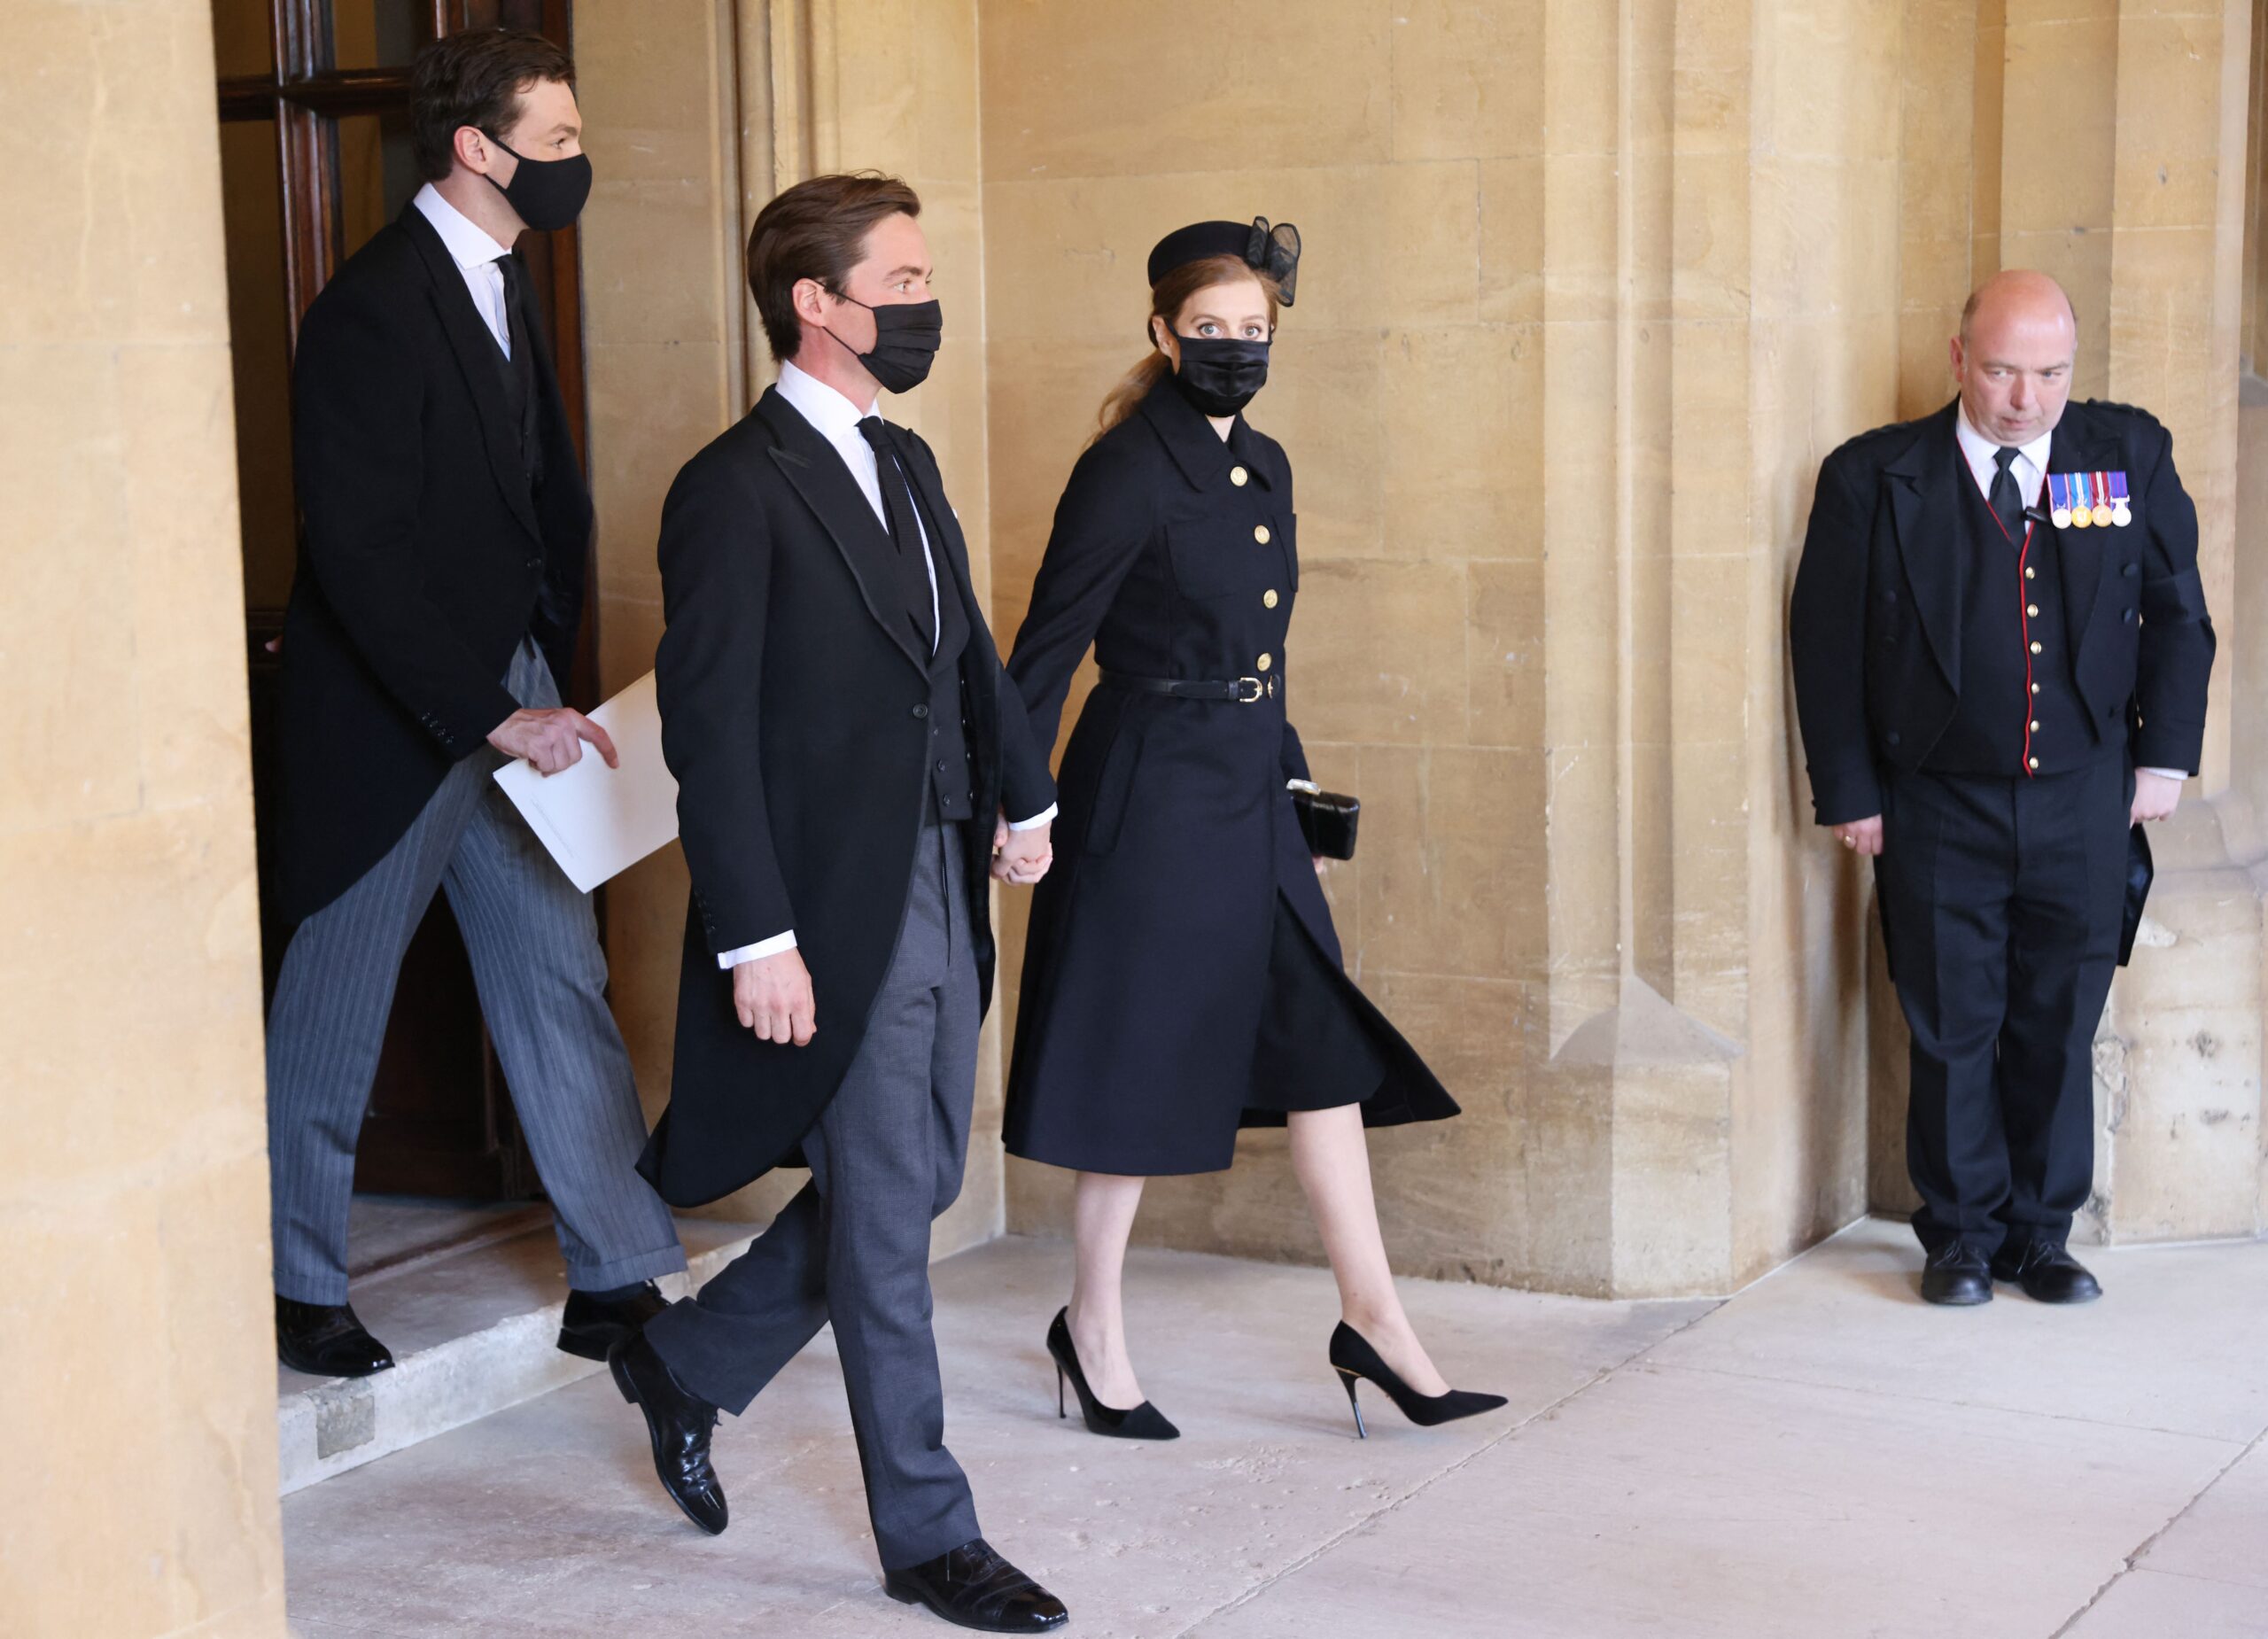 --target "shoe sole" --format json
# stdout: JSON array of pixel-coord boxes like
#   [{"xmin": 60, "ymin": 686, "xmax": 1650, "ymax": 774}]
[
  {"xmin": 557, "ymin": 1322, "xmax": 628, "ymax": 1363},
  {"xmin": 610, "ymin": 1352, "xmax": 728, "ymax": 1537}
]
